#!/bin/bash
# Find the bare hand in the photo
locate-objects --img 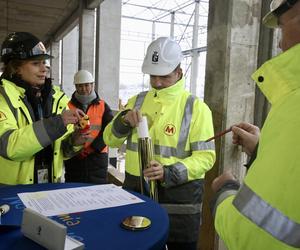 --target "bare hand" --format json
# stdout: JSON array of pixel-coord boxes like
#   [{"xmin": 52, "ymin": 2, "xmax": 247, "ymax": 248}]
[
  {"xmin": 123, "ymin": 109, "xmax": 142, "ymax": 127},
  {"xmin": 232, "ymin": 122, "xmax": 260, "ymax": 156},
  {"xmin": 61, "ymin": 109, "xmax": 85, "ymax": 126},
  {"xmin": 211, "ymin": 171, "xmax": 237, "ymax": 193},
  {"xmin": 71, "ymin": 128, "xmax": 90, "ymax": 146},
  {"xmin": 143, "ymin": 160, "xmax": 164, "ymax": 181}
]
